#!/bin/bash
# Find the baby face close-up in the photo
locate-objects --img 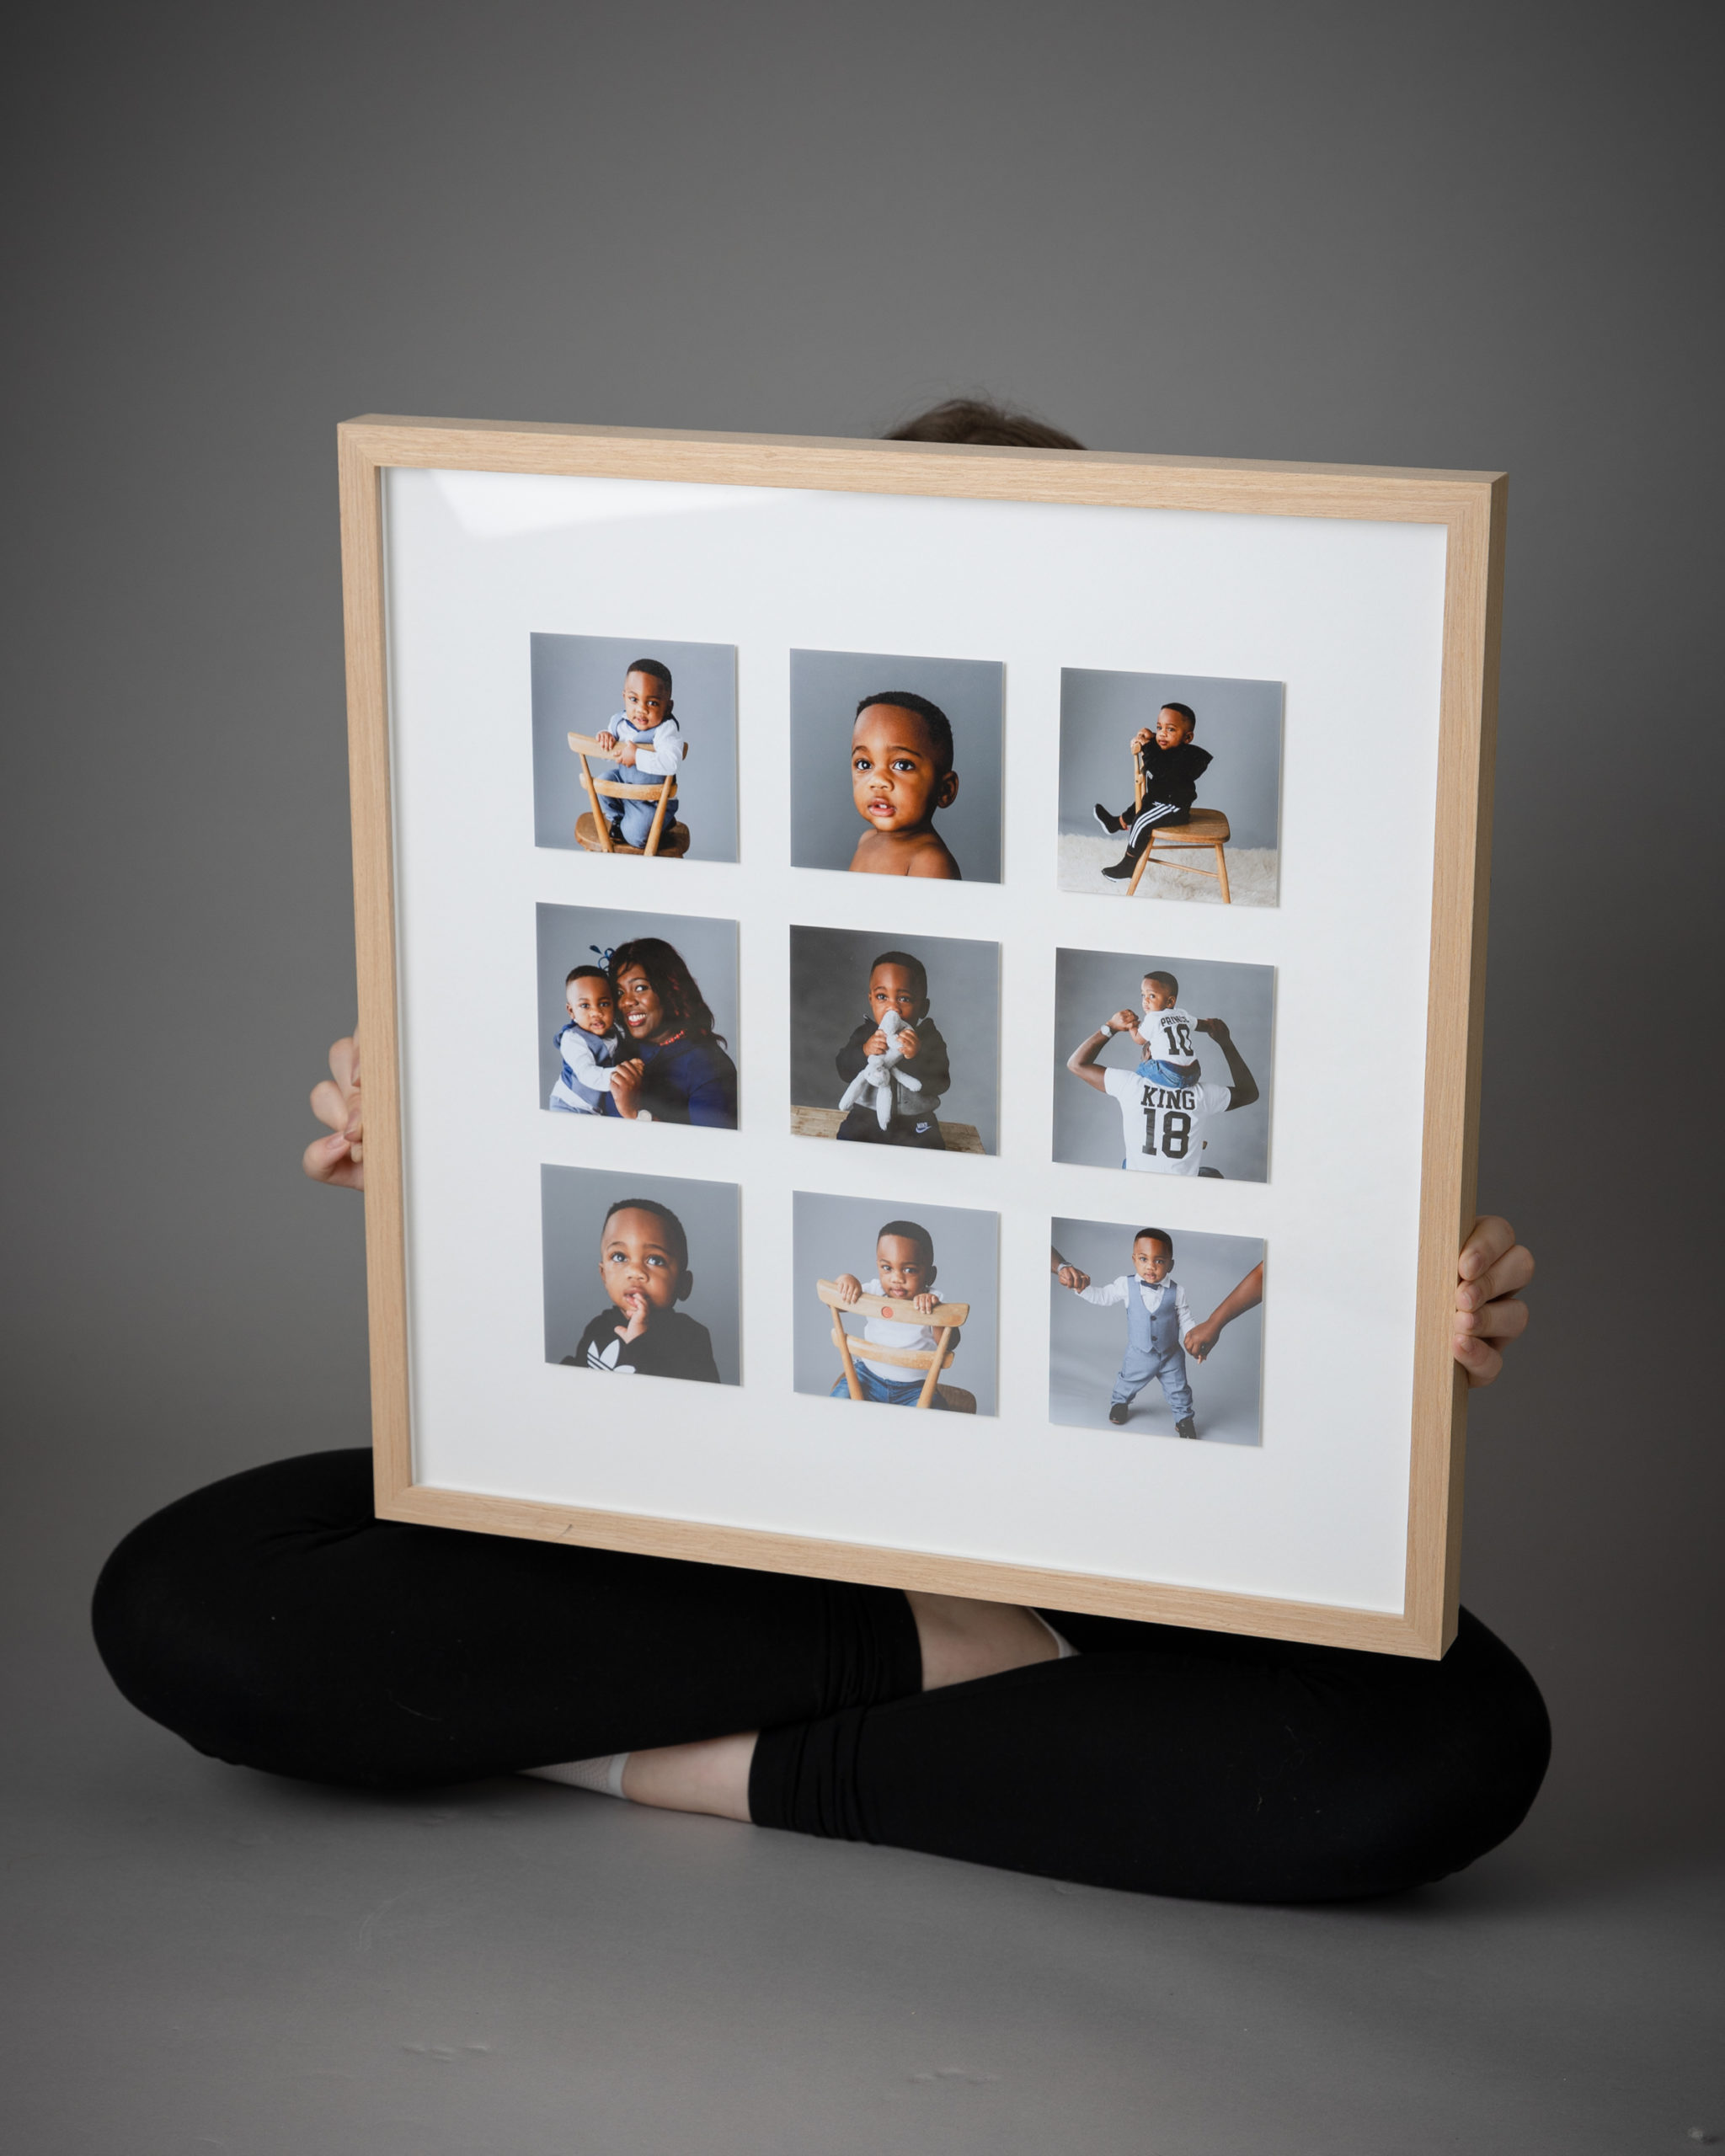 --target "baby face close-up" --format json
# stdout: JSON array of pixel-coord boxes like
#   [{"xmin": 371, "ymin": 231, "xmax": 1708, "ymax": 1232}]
[
  {"xmin": 622, "ymin": 670, "xmax": 670, "ymax": 731},
  {"xmin": 868, "ymin": 963, "xmax": 926, "ymax": 1027},
  {"xmin": 1155, "ymin": 706, "xmax": 1194, "ymax": 750},
  {"xmin": 1141, "ymin": 977, "xmax": 1177, "ymax": 1015},
  {"xmin": 600, "ymin": 1207, "xmax": 685, "ymax": 1315},
  {"xmin": 566, "ymin": 977, "xmax": 616, "ymax": 1035},
  {"xmin": 1131, "ymin": 1236, "xmax": 1174, "ymax": 1284},
  {"xmin": 875, "ymin": 1235, "xmax": 935, "ymax": 1303},
  {"xmin": 851, "ymin": 706, "xmax": 956, "ymax": 835}
]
